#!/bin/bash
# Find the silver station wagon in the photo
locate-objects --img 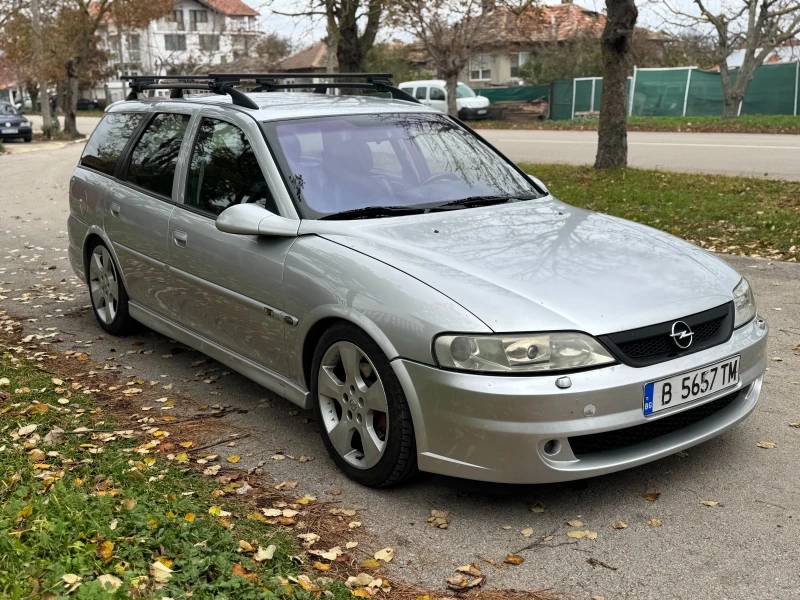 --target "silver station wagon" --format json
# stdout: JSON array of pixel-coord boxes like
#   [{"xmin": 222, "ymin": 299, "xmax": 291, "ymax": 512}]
[{"xmin": 67, "ymin": 73, "xmax": 768, "ymax": 487}]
